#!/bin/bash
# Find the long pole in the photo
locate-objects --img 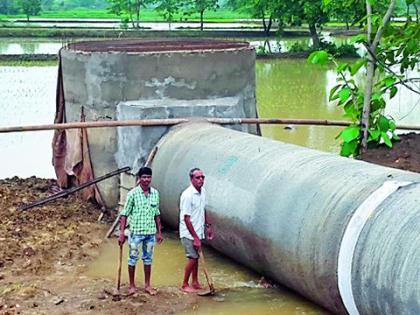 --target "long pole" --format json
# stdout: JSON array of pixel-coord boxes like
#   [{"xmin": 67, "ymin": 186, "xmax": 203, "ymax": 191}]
[
  {"xmin": 19, "ymin": 166, "xmax": 131, "ymax": 211},
  {"xmin": 1, "ymin": 118, "xmax": 420, "ymax": 133}
]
